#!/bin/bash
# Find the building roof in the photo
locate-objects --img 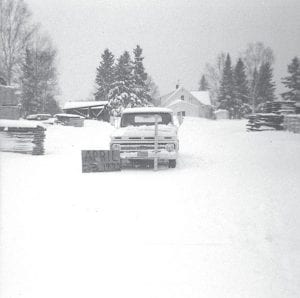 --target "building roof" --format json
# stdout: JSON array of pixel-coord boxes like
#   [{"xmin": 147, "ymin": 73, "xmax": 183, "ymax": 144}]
[
  {"xmin": 122, "ymin": 107, "xmax": 173, "ymax": 114},
  {"xmin": 161, "ymin": 87, "xmax": 212, "ymax": 107},
  {"xmin": 63, "ymin": 101, "xmax": 108, "ymax": 110},
  {"xmin": 190, "ymin": 91, "xmax": 211, "ymax": 106}
]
